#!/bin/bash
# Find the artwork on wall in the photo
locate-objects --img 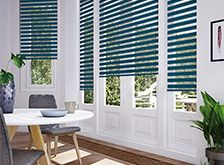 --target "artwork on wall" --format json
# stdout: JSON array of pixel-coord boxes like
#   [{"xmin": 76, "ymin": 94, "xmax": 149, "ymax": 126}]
[{"xmin": 211, "ymin": 19, "xmax": 224, "ymax": 62}]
